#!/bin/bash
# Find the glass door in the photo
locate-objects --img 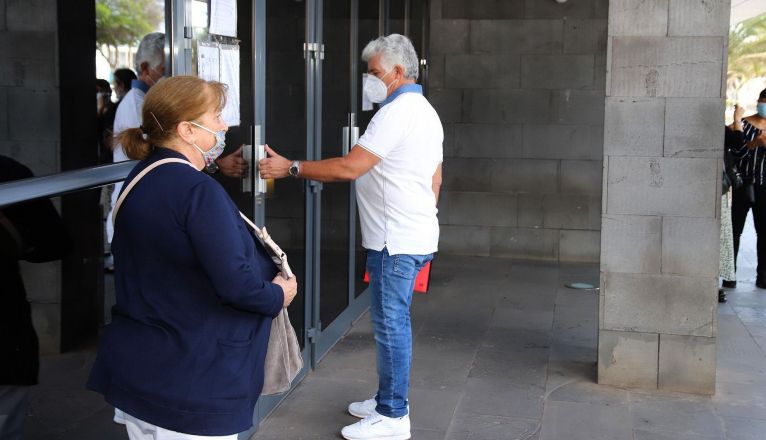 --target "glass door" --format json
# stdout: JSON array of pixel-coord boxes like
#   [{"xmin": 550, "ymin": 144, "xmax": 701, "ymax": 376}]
[
  {"xmin": 168, "ymin": 0, "xmax": 314, "ymax": 429},
  {"xmin": 314, "ymin": 0, "xmax": 355, "ymax": 358}
]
